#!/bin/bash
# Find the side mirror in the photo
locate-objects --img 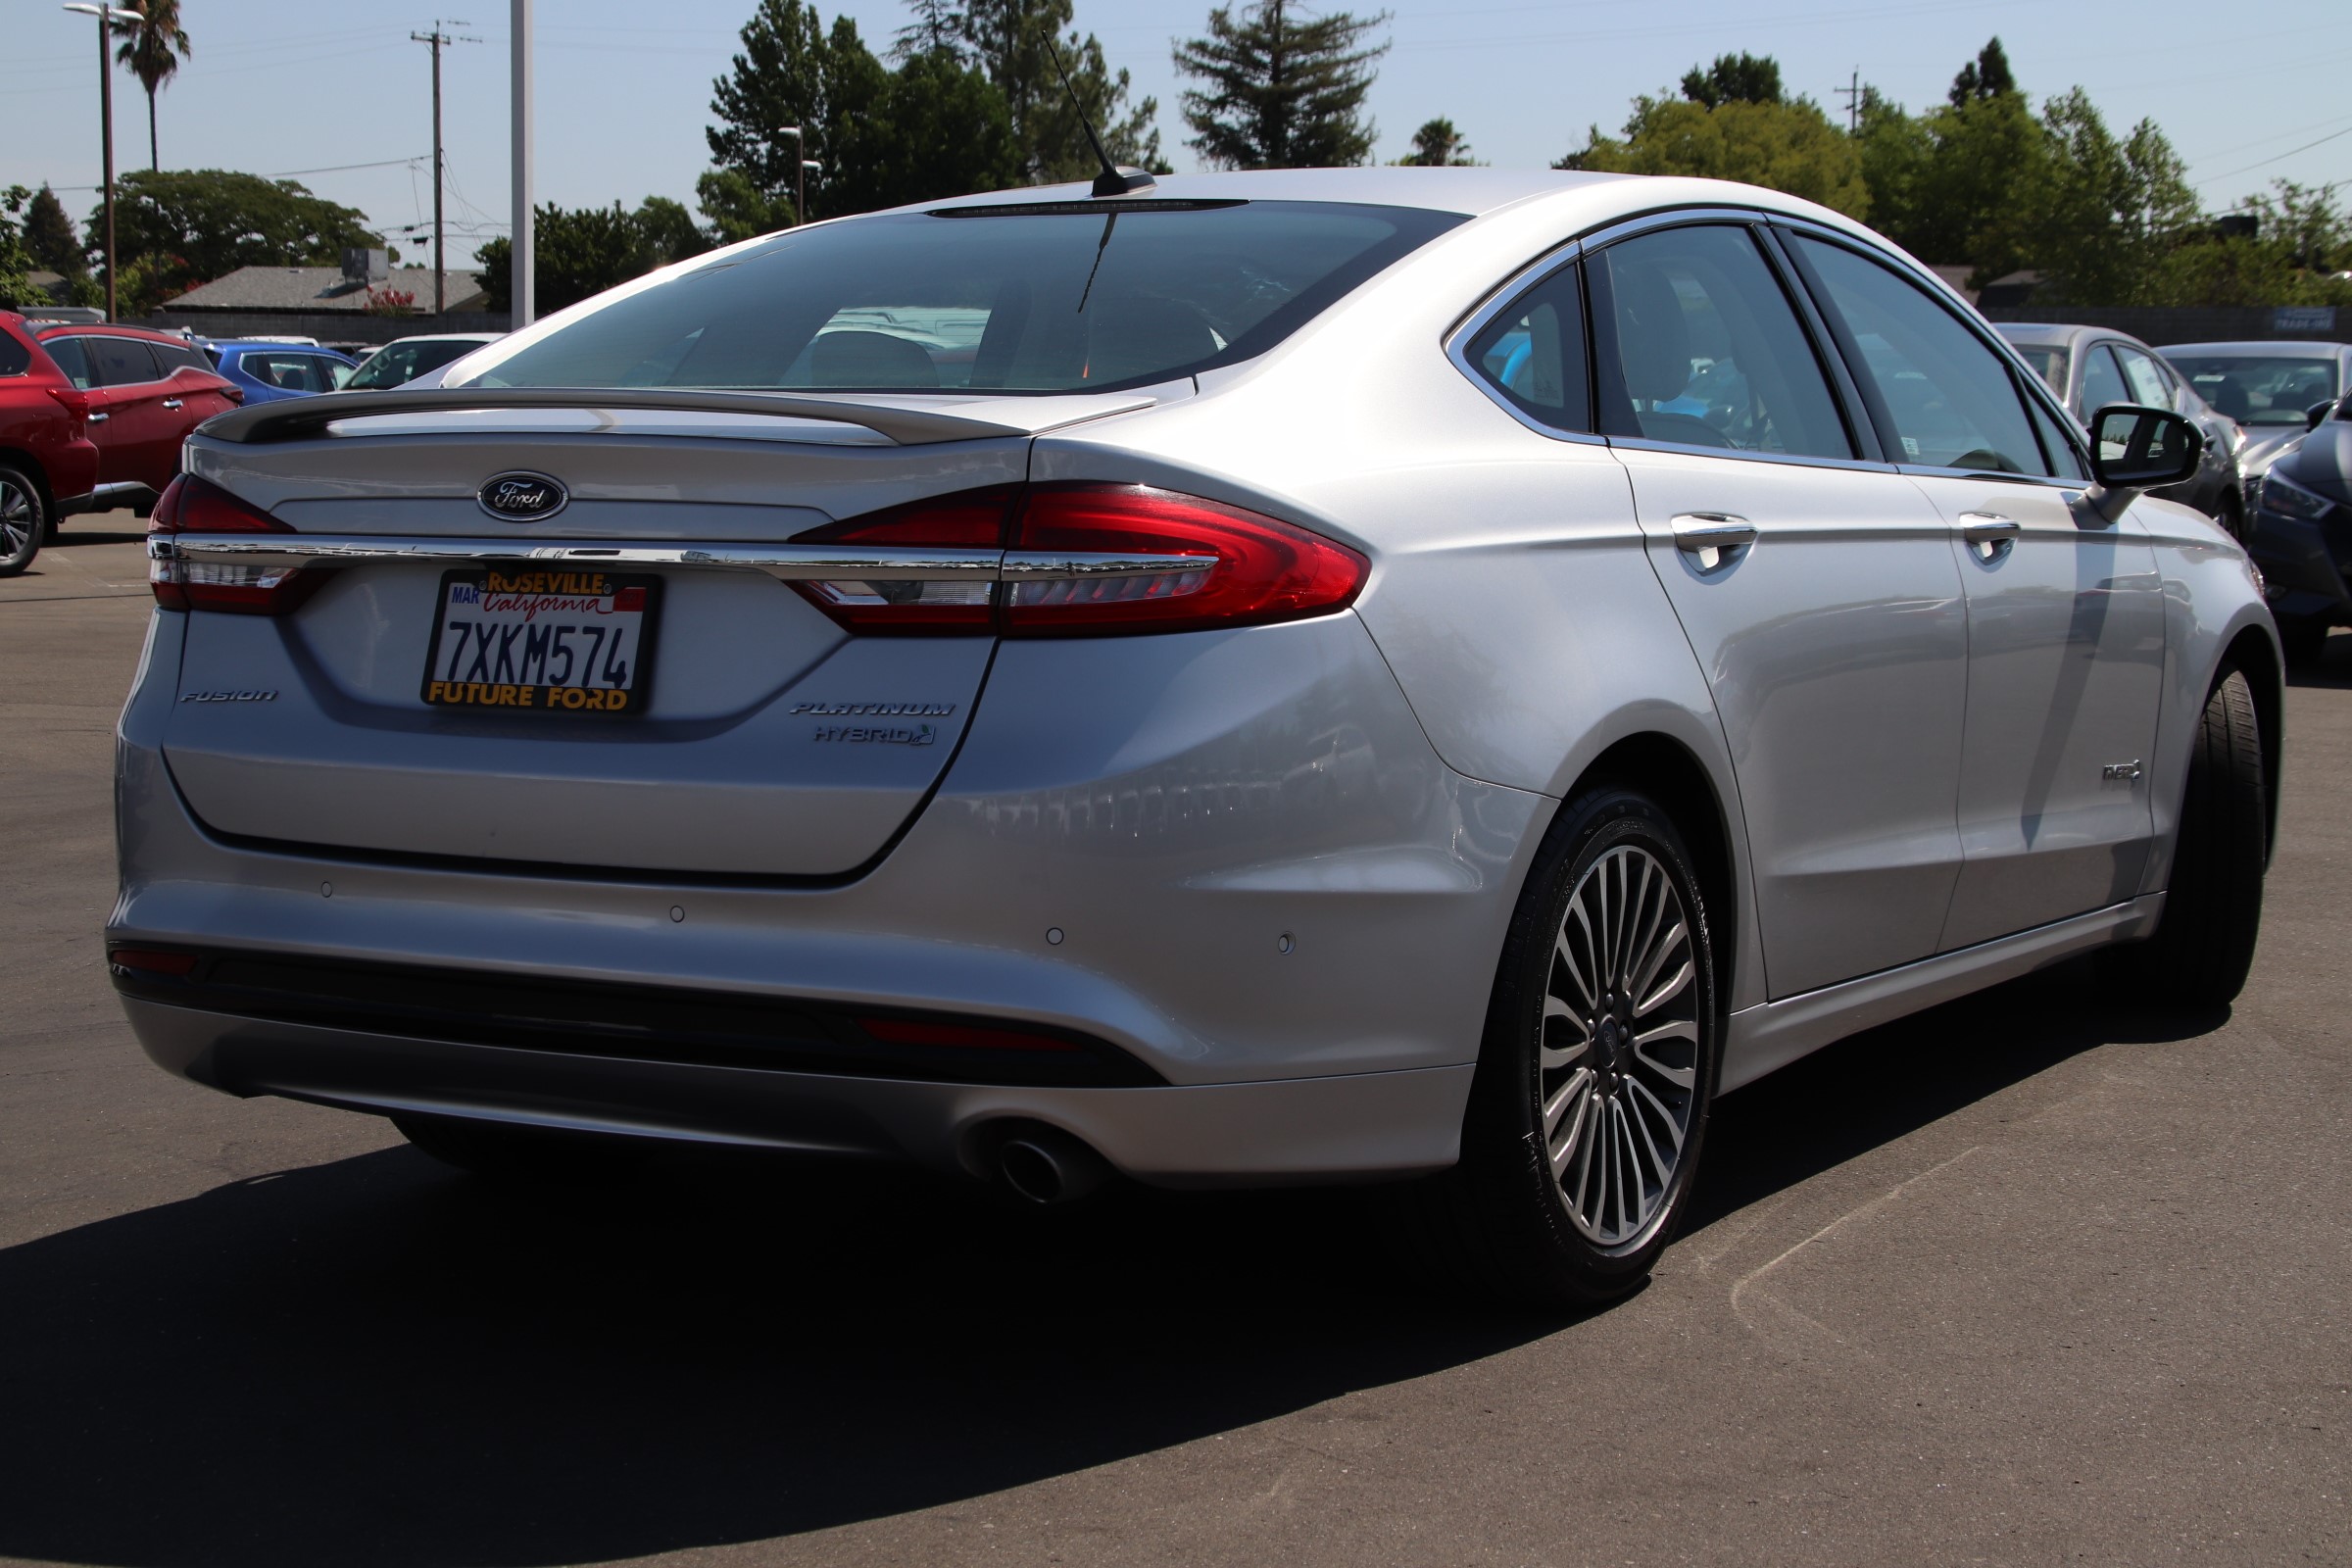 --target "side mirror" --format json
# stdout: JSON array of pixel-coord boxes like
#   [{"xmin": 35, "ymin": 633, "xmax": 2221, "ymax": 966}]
[
  {"xmin": 2089, "ymin": 403, "xmax": 2200, "ymax": 489},
  {"xmin": 2311, "ymin": 399, "xmax": 2337, "ymax": 432}
]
